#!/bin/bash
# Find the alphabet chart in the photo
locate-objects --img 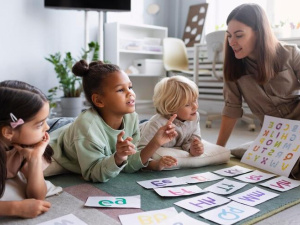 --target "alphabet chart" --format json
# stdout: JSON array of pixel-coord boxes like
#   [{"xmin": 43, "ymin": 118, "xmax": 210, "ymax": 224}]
[
  {"xmin": 37, "ymin": 214, "xmax": 87, "ymax": 225},
  {"xmin": 228, "ymin": 186, "xmax": 279, "ymax": 206},
  {"xmin": 153, "ymin": 185, "xmax": 204, "ymax": 197},
  {"xmin": 241, "ymin": 115, "xmax": 300, "ymax": 177},
  {"xmin": 199, "ymin": 201, "xmax": 260, "ymax": 225},
  {"xmin": 160, "ymin": 212, "xmax": 209, "ymax": 225},
  {"xmin": 119, "ymin": 207, "xmax": 178, "ymax": 225},
  {"xmin": 137, "ymin": 177, "xmax": 186, "ymax": 189},
  {"xmin": 85, "ymin": 195, "xmax": 140, "ymax": 208}
]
